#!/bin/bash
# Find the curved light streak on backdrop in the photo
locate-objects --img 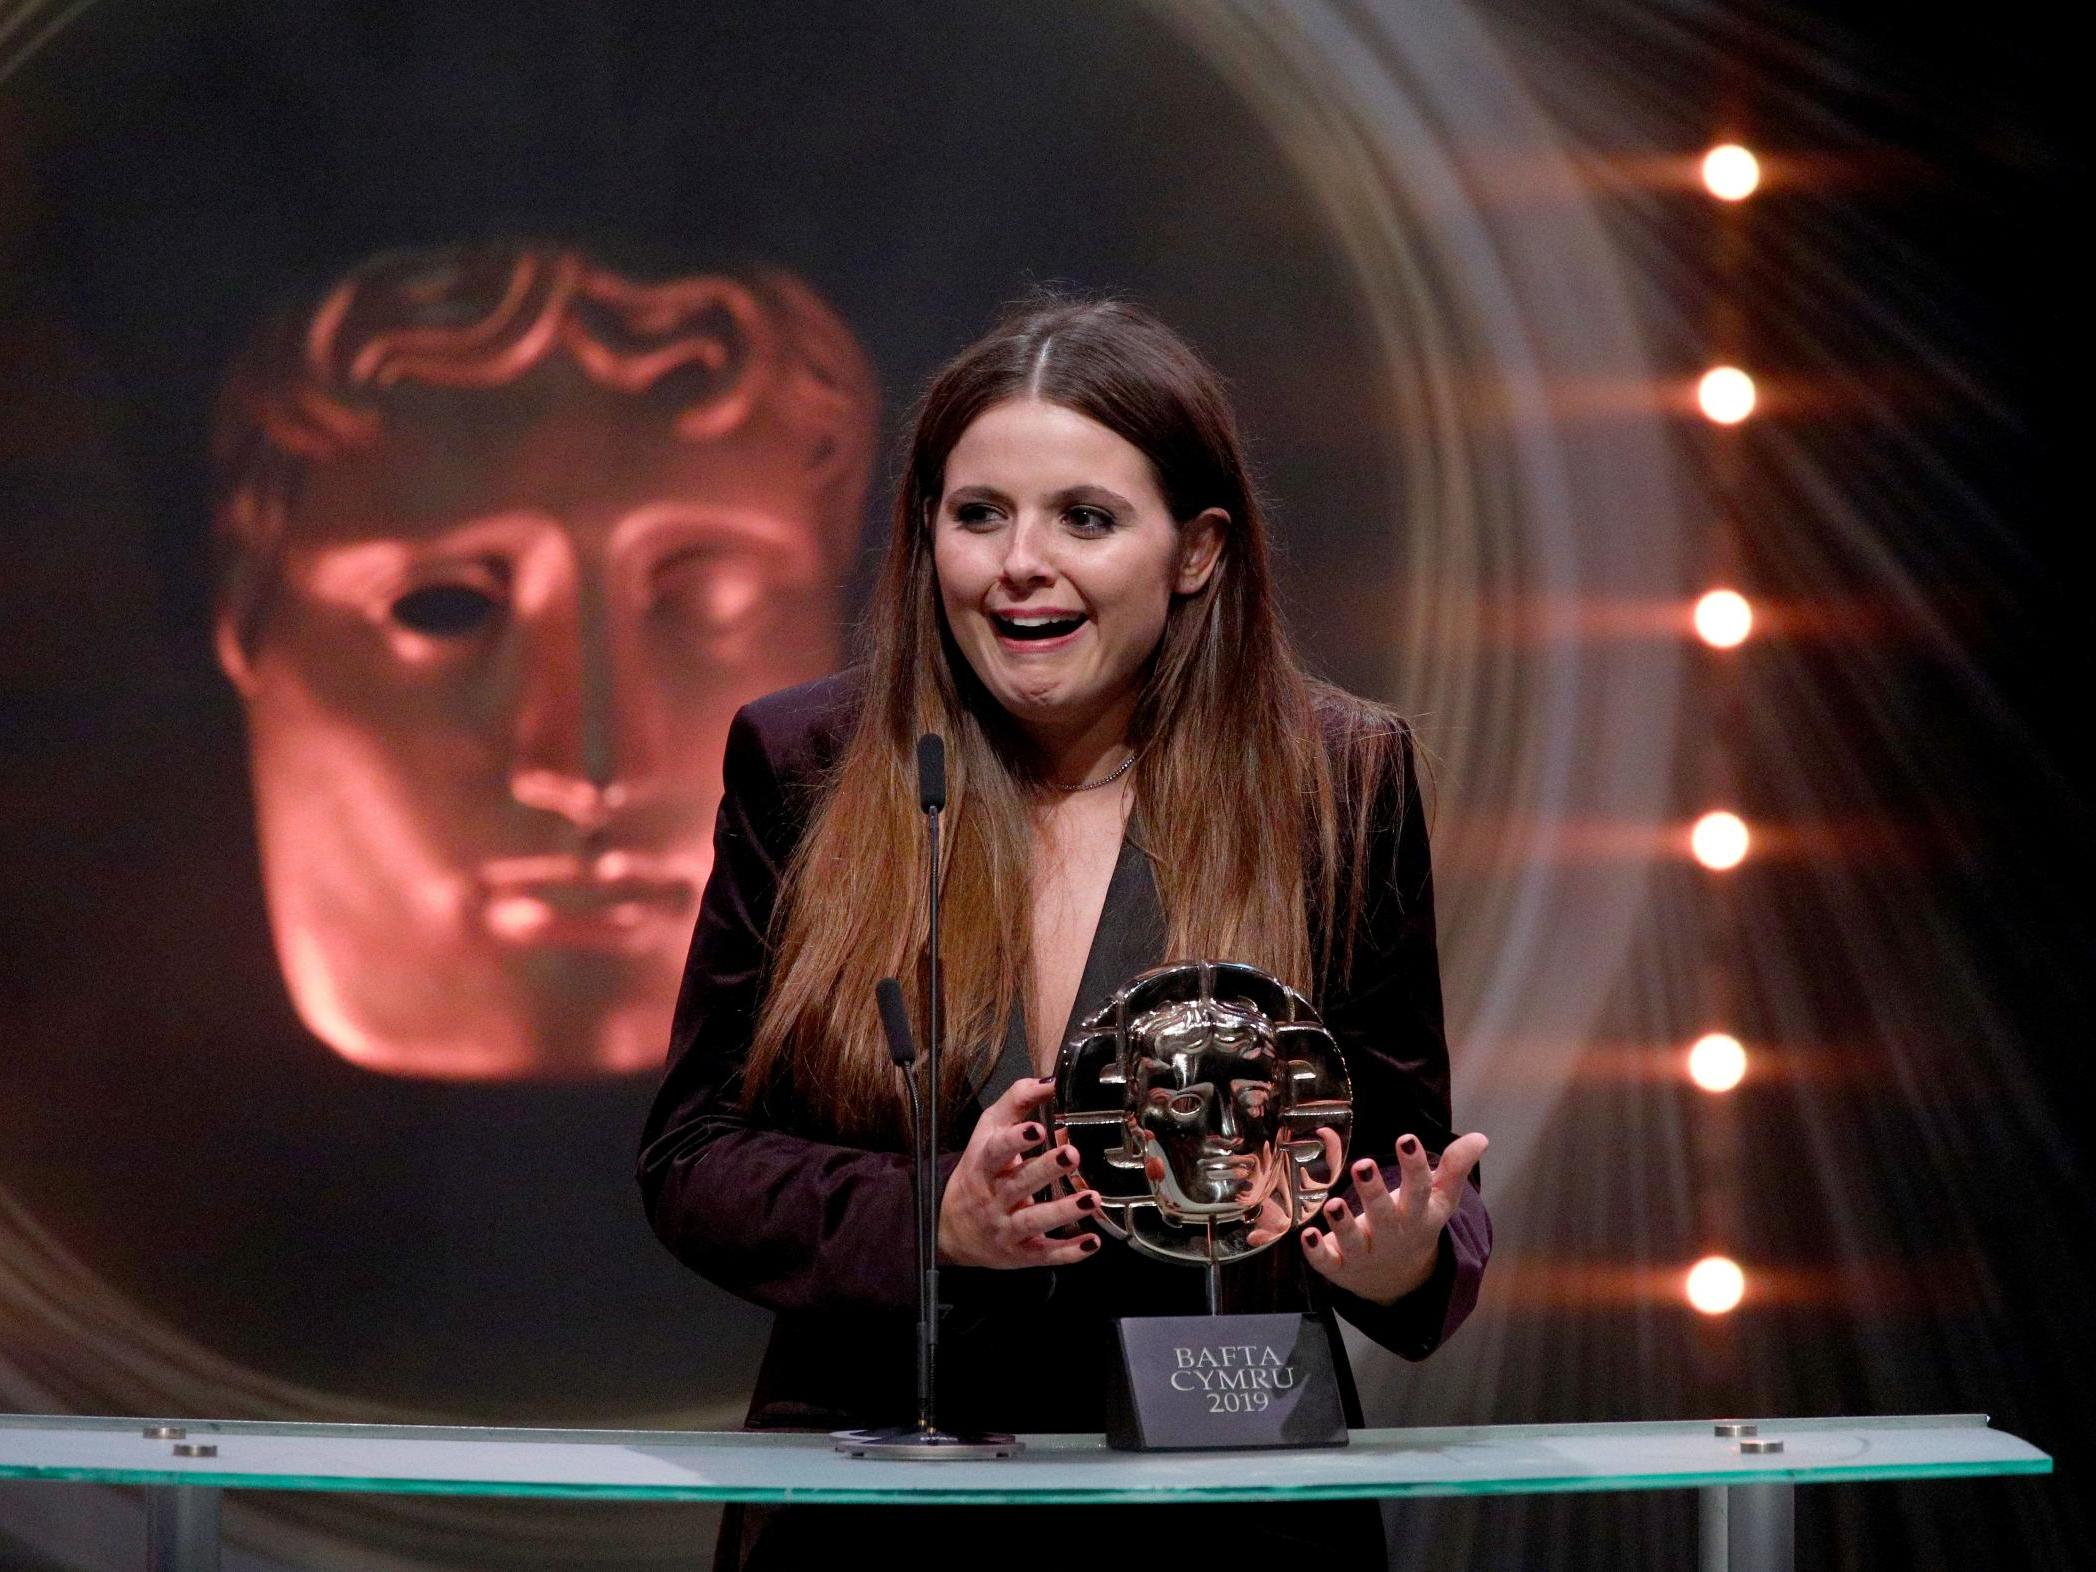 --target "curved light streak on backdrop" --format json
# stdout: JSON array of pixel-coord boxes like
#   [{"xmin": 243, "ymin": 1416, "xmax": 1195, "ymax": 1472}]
[
  {"xmin": 1155, "ymin": 0, "xmax": 1688, "ymax": 1155},
  {"xmin": 1155, "ymin": 0, "xmax": 1698, "ymax": 1463}
]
